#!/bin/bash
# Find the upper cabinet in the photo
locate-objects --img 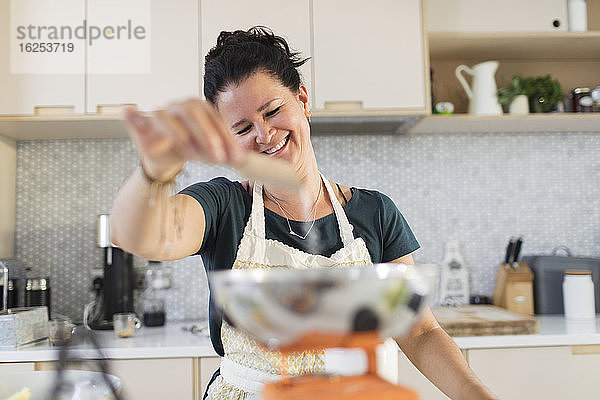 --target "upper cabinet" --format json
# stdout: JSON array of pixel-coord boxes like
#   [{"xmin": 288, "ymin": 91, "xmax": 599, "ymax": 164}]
[
  {"xmin": 1, "ymin": 0, "xmax": 199, "ymax": 116},
  {"xmin": 312, "ymin": 0, "xmax": 427, "ymax": 112},
  {"xmin": 86, "ymin": 0, "xmax": 200, "ymax": 112},
  {"xmin": 0, "ymin": 0, "xmax": 85, "ymax": 115},
  {"xmin": 424, "ymin": 0, "xmax": 568, "ymax": 32},
  {"xmin": 199, "ymin": 0, "xmax": 311, "ymax": 101},
  {"xmin": 1, "ymin": 0, "xmax": 428, "ymax": 138}
]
